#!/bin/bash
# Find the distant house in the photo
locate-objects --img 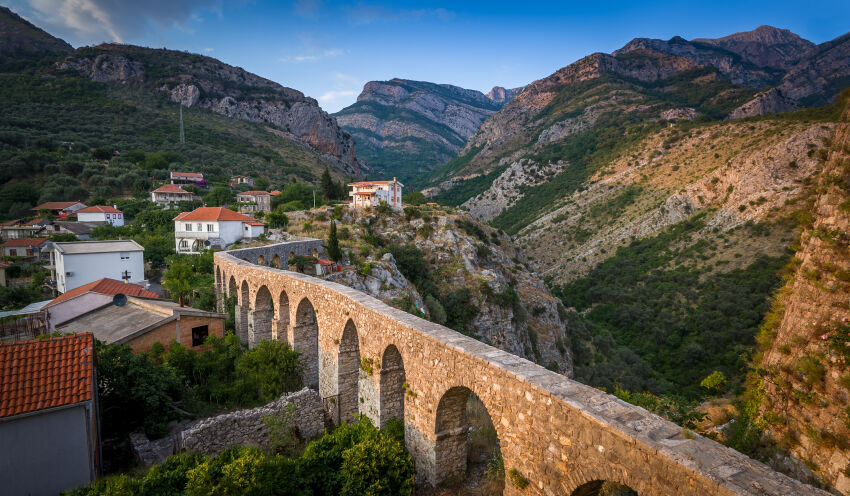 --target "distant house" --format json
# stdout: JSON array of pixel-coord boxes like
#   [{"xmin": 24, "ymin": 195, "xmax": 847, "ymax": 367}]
[
  {"xmin": 31, "ymin": 201, "xmax": 87, "ymax": 218},
  {"xmin": 173, "ymin": 207, "xmax": 266, "ymax": 253},
  {"xmin": 58, "ymin": 297, "xmax": 226, "ymax": 353},
  {"xmin": 231, "ymin": 175, "xmax": 254, "ymax": 188},
  {"xmin": 0, "ymin": 333, "xmax": 100, "ymax": 496},
  {"xmin": 76, "ymin": 206, "xmax": 124, "ymax": 226},
  {"xmin": 170, "ymin": 171, "xmax": 205, "ymax": 187},
  {"xmin": 348, "ymin": 178, "xmax": 403, "ymax": 210},
  {"xmin": 1, "ymin": 237, "xmax": 48, "ymax": 261},
  {"xmin": 46, "ymin": 221, "xmax": 102, "ymax": 240},
  {"xmin": 44, "ymin": 277, "xmax": 159, "ymax": 331},
  {"xmin": 151, "ymin": 184, "xmax": 194, "ymax": 207},
  {"xmin": 48, "ymin": 240, "xmax": 145, "ymax": 293},
  {"xmin": 236, "ymin": 190, "xmax": 272, "ymax": 213},
  {"xmin": 0, "ymin": 219, "xmax": 47, "ymax": 241}
]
